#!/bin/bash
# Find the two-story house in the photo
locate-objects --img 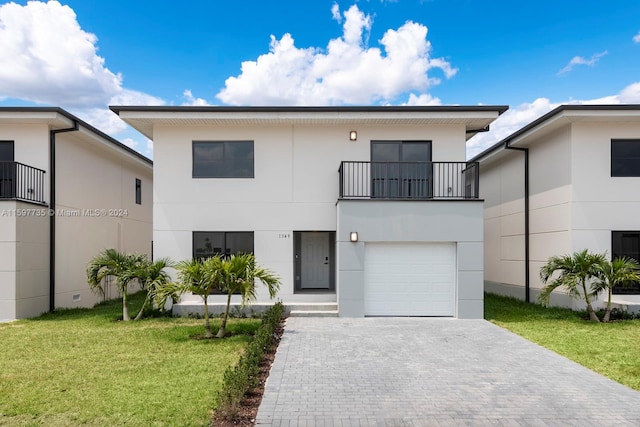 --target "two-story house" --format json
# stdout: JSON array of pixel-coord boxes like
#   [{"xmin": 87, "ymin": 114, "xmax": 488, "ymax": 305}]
[
  {"xmin": 111, "ymin": 106, "xmax": 506, "ymax": 318},
  {"xmin": 473, "ymin": 105, "xmax": 640, "ymax": 311},
  {"xmin": 0, "ymin": 107, "xmax": 153, "ymax": 320}
]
